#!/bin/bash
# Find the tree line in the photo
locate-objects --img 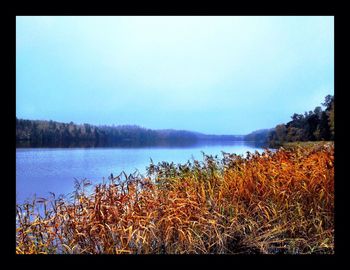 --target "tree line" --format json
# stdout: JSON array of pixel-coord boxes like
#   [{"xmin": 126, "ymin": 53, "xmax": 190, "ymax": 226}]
[
  {"xmin": 16, "ymin": 119, "xmax": 199, "ymax": 147},
  {"xmin": 17, "ymin": 95, "xmax": 333, "ymax": 148},
  {"xmin": 244, "ymin": 95, "xmax": 334, "ymax": 147},
  {"xmin": 268, "ymin": 94, "xmax": 334, "ymax": 147},
  {"xmin": 16, "ymin": 119, "xmax": 243, "ymax": 148}
]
